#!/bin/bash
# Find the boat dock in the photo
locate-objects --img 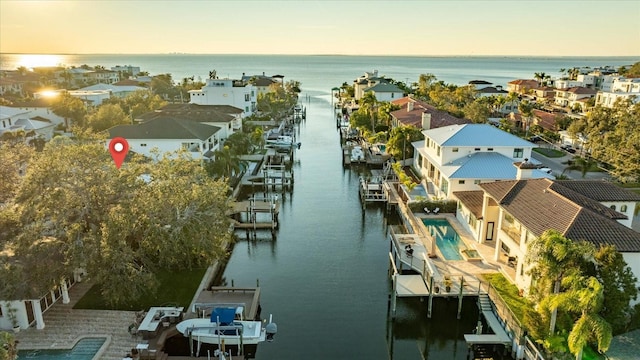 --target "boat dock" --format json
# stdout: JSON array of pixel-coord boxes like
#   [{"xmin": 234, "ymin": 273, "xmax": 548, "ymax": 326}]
[{"xmin": 230, "ymin": 197, "xmax": 280, "ymax": 234}]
